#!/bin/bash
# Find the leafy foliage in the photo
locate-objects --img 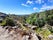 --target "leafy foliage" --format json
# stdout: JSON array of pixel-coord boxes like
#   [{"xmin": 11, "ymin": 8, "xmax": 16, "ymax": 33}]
[
  {"xmin": 6, "ymin": 17, "xmax": 15, "ymax": 26},
  {"xmin": 1, "ymin": 17, "xmax": 15, "ymax": 26},
  {"xmin": 36, "ymin": 28, "xmax": 51, "ymax": 38},
  {"xmin": 26, "ymin": 9, "xmax": 53, "ymax": 27}
]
